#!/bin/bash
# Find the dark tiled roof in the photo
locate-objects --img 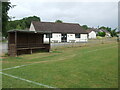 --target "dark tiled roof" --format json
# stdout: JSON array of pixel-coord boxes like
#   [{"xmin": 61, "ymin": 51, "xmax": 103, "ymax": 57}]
[
  {"xmin": 86, "ymin": 28, "xmax": 98, "ymax": 33},
  {"xmin": 93, "ymin": 29, "xmax": 100, "ymax": 32},
  {"xmin": 7, "ymin": 30, "xmax": 50, "ymax": 34},
  {"xmin": 32, "ymin": 21, "xmax": 88, "ymax": 34},
  {"xmin": 117, "ymin": 30, "xmax": 120, "ymax": 33},
  {"xmin": 86, "ymin": 30, "xmax": 93, "ymax": 33},
  {"xmin": 99, "ymin": 29, "xmax": 110, "ymax": 33},
  {"xmin": 87, "ymin": 28, "xmax": 110, "ymax": 33}
]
